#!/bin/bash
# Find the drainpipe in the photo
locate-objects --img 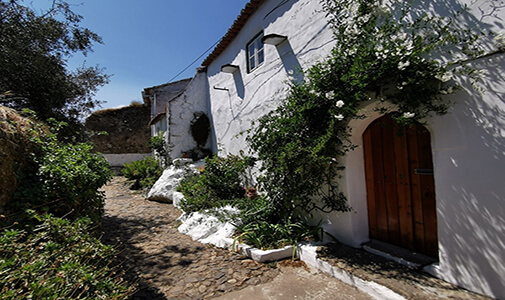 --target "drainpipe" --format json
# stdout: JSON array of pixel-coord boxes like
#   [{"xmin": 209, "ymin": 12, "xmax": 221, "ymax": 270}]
[{"xmin": 167, "ymin": 97, "xmax": 172, "ymax": 161}]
